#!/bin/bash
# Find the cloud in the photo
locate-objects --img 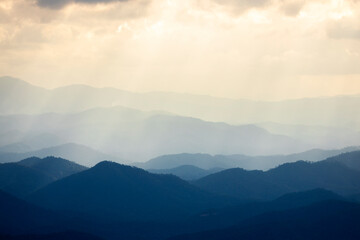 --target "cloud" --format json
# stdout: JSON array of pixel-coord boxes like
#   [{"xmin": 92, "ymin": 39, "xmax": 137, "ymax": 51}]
[
  {"xmin": 327, "ymin": 18, "xmax": 360, "ymax": 40},
  {"xmin": 36, "ymin": 0, "xmax": 130, "ymax": 9},
  {"xmin": 211, "ymin": 0, "xmax": 272, "ymax": 13},
  {"xmin": 280, "ymin": 0, "xmax": 305, "ymax": 16},
  {"xmin": 1, "ymin": 0, "xmax": 360, "ymax": 101},
  {"xmin": 209, "ymin": 0, "xmax": 310, "ymax": 16}
]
